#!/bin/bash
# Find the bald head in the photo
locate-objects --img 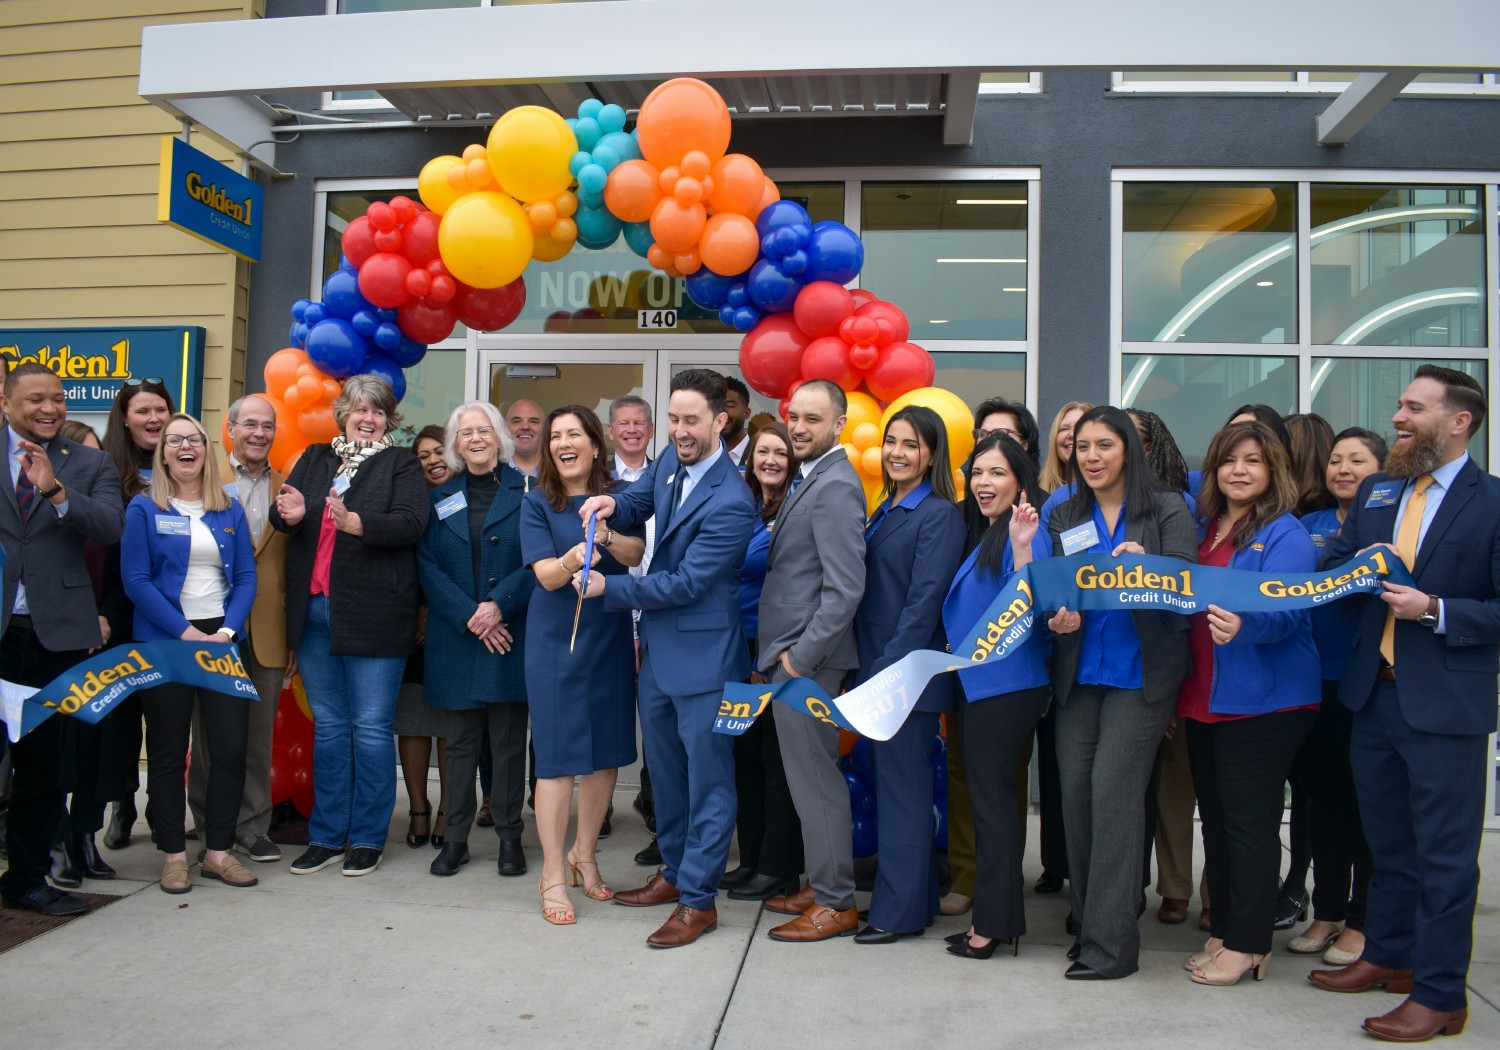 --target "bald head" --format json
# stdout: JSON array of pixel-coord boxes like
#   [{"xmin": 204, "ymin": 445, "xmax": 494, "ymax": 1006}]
[{"xmin": 507, "ymin": 398, "xmax": 544, "ymax": 463}]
